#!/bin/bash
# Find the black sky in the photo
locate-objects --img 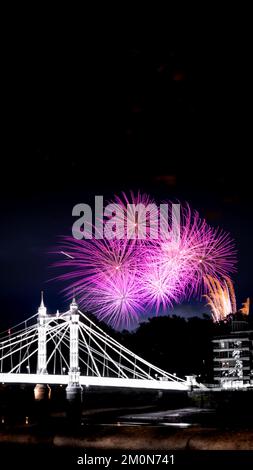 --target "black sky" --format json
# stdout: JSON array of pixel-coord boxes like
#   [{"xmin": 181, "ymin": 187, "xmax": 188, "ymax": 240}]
[{"xmin": 1, "ymin": 31, "xmax": 252, "ymax": 329}]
